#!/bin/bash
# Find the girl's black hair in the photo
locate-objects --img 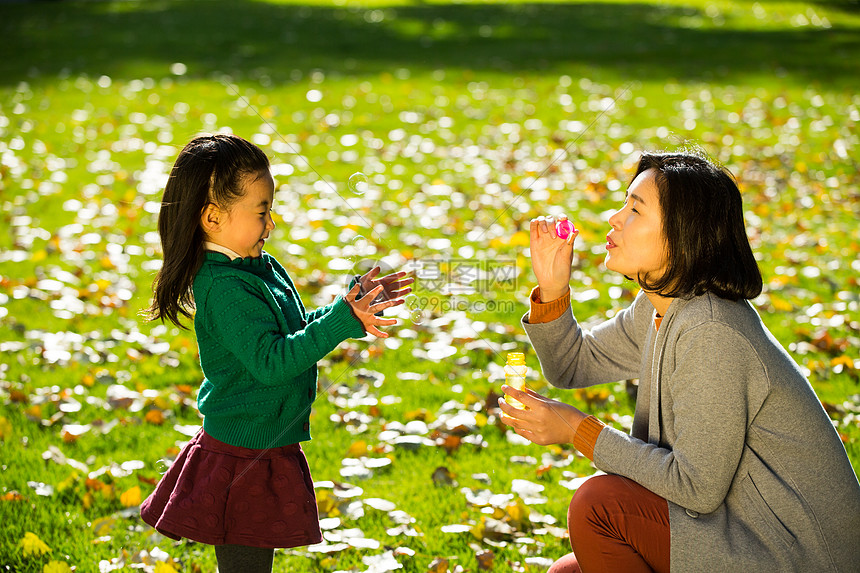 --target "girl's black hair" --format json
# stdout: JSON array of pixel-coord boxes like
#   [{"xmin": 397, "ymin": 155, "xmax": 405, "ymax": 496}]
[
  {"xmin": 631, "ymin": 151, "xmax": 763, "ymax": 301},
  {"xmin": 147, "ymin": 133, "xmax": 270, "ymax": 327}
]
